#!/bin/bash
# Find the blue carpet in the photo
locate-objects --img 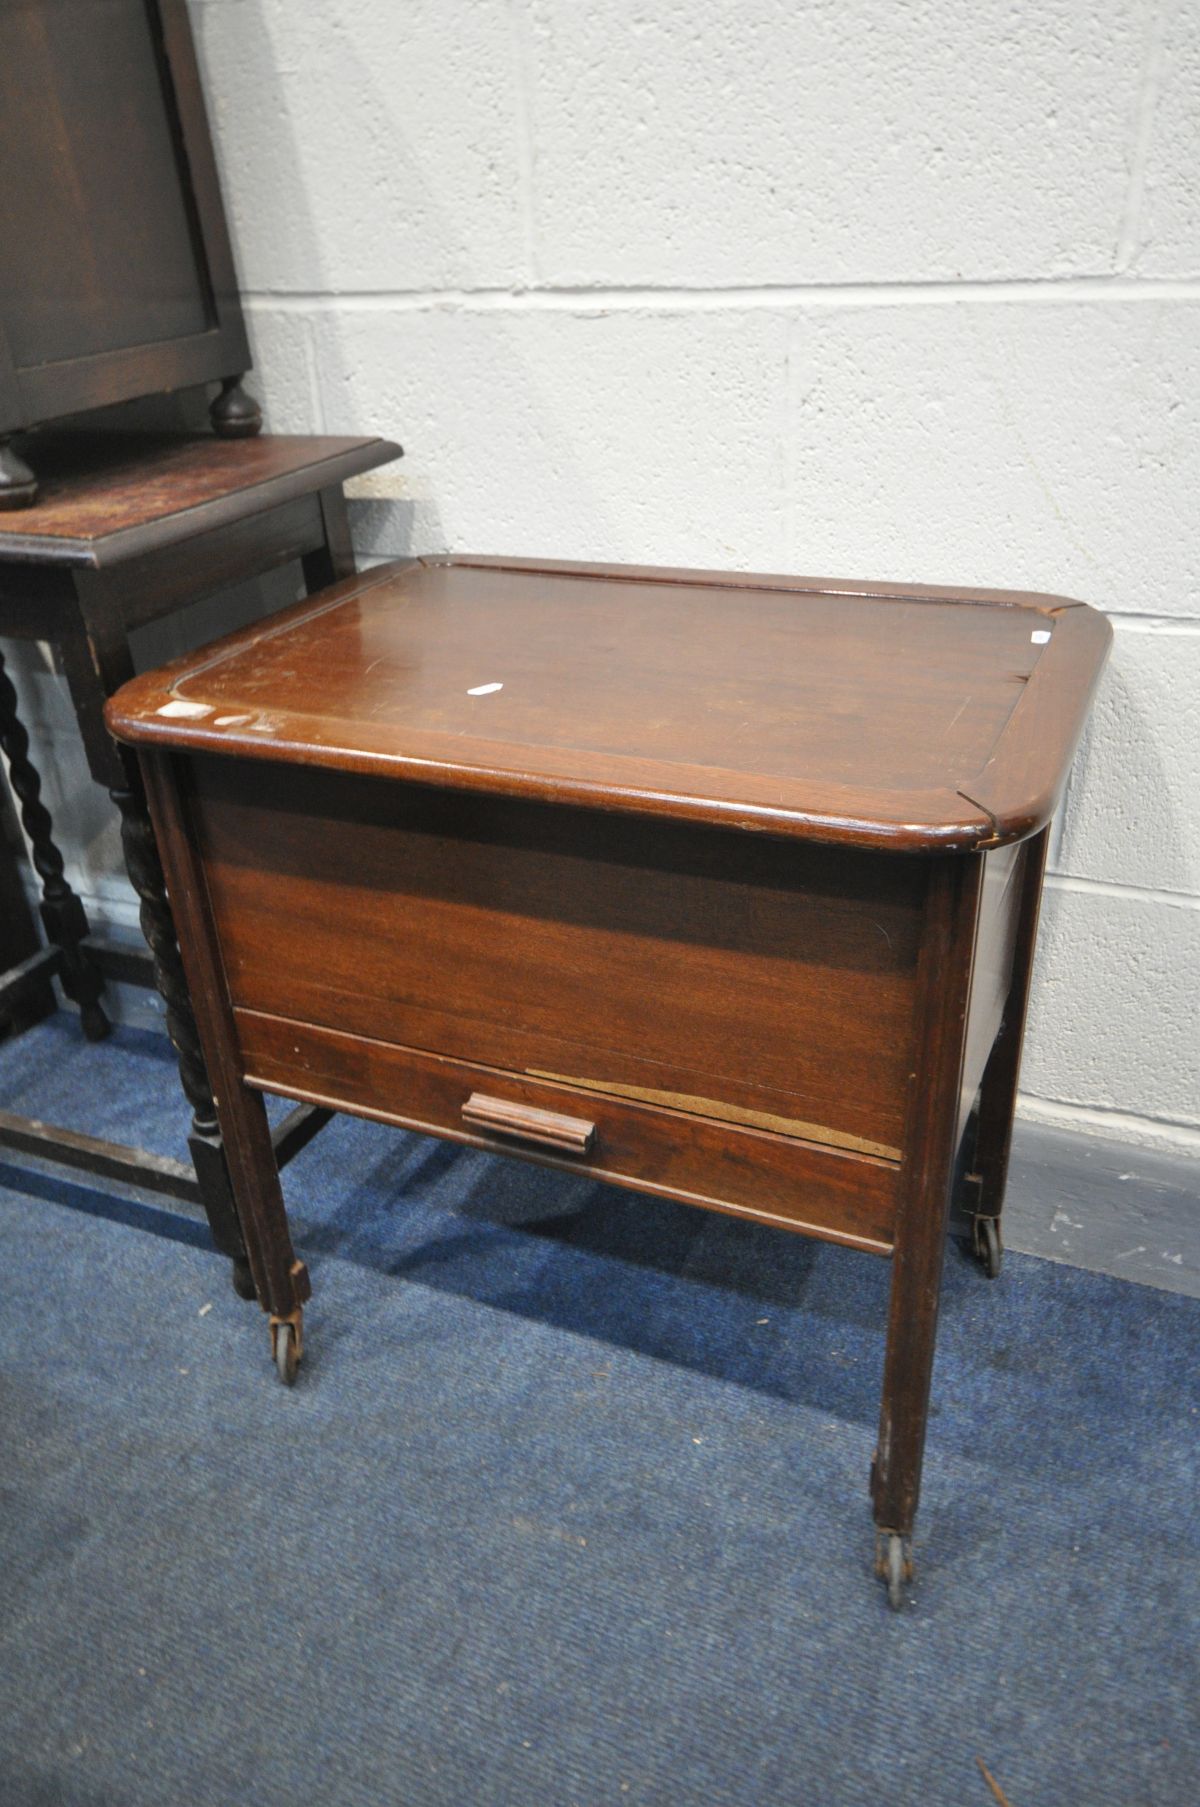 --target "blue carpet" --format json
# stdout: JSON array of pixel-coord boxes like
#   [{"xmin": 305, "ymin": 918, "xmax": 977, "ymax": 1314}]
[{"xmin": 0, "ymin": 1018, "xmax": 1196, "ymax": 1807}]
